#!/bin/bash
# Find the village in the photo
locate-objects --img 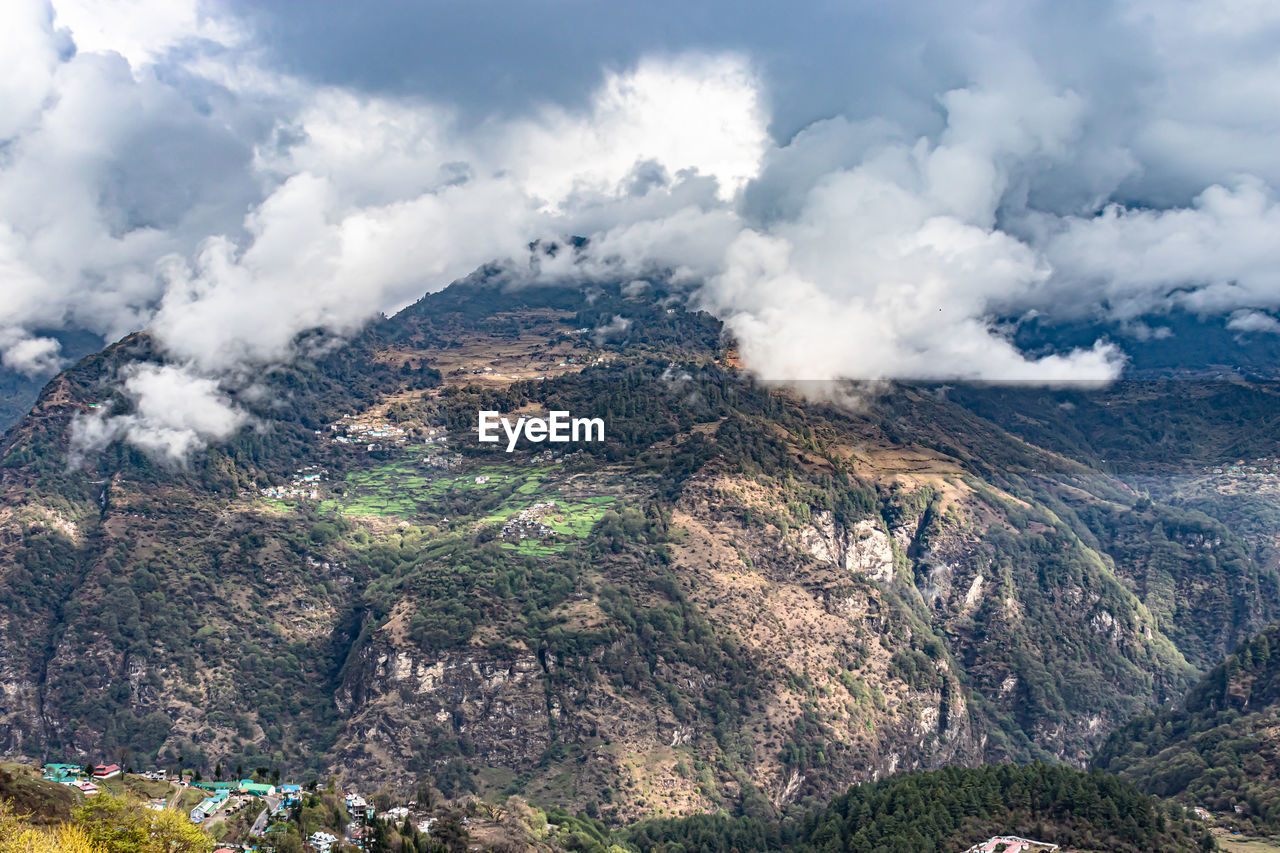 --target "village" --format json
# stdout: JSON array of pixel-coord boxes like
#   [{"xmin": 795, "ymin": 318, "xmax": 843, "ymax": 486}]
[
  {"xmin": 260, "ymin": 465, "xmax": 328, "ymax": 501},
  {"xmin": 38, "ymin": 761, "xmax": 432, "ymax": 851},
  {"xmin": 963, "ymin": 836, "xmax": 1059, "ymax": 853},
  {"xmin": 499, "ymin": 500, "xmax": 561, "ymax": 543},
  {"xmin": 1203, "ymin": 456, "xmax": 1280, "ymax": 476},
  {"xmin": 328, "ymin": 413, "xmax": 411, "ymax": 450}
]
